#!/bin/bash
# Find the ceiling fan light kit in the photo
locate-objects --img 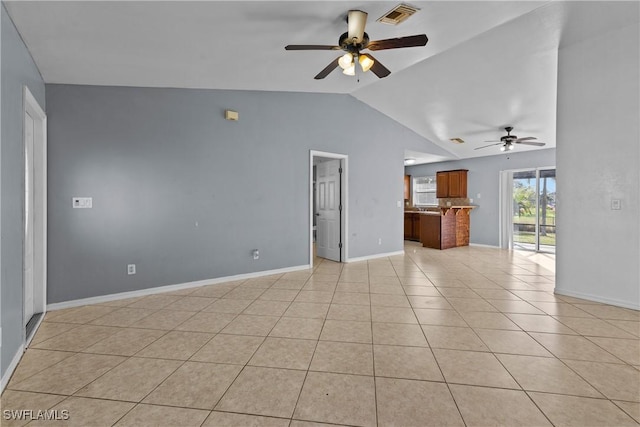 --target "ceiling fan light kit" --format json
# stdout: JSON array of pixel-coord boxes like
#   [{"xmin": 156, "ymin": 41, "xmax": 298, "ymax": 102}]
[
  {"xmin": 337, "ymin": 52, "xmax": 376, "ymax": 75},
  {"xmin": 284, "ymin": 9, "xmax": 428, "ymax": 80}
]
